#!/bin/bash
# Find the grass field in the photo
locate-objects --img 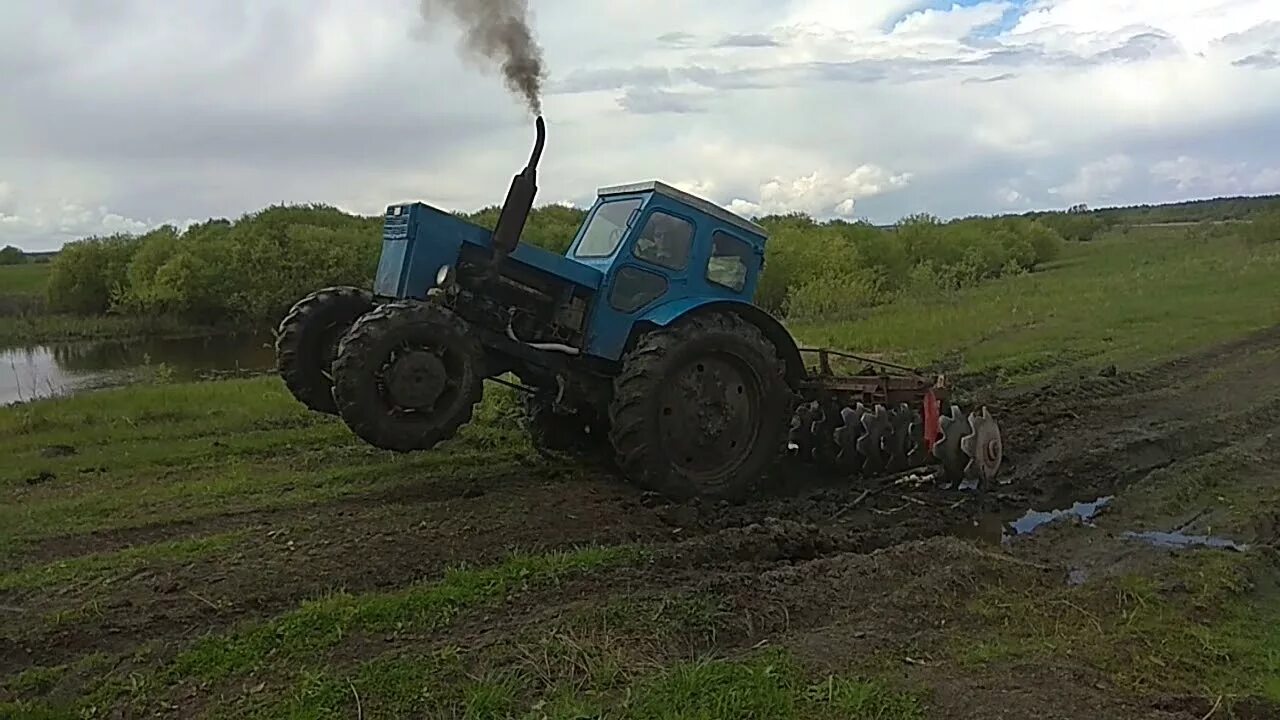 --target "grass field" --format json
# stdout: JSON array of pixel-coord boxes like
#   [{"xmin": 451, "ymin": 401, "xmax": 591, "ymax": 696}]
[
  {"xmin": 0, "ymin": 263, "xmax": 50, "ymax": 297},
  {"xmin": 2, "ymin": 226, "xmax": 1280, "ymax": 719},
  {"xmin": 794, "ymin": 225, "xmax": 1280, "ymax": 383}
]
